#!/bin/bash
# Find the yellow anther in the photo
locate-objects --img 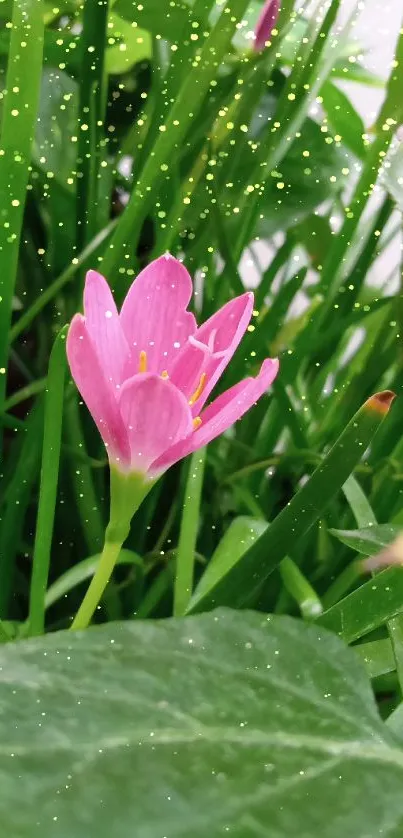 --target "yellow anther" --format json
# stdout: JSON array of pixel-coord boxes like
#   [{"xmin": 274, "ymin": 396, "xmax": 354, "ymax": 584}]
[
  {"xmin": 138, "ymin": 350, "xmax": 147, "ymax": 373},
  {"xmin": 193, "ymin": 416, "xmax": 202, "ymax": 430},
  {"xmin": 188, "ymin": 372, "xmax": 206, "ymax": 406},
  {"xmin": 161, "ymin": 370, "xmax": 169, "ymax": 379}
]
